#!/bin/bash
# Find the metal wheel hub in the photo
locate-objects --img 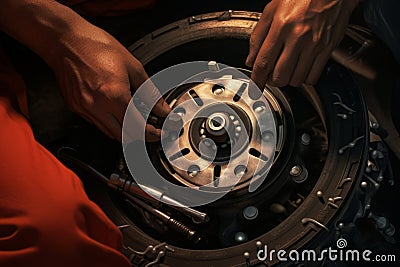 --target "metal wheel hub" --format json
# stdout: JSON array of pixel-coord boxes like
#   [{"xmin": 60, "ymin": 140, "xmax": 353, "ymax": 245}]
[{"xmin": 161, "ymin": 77, "xmax": 278, "ymax": 190}]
